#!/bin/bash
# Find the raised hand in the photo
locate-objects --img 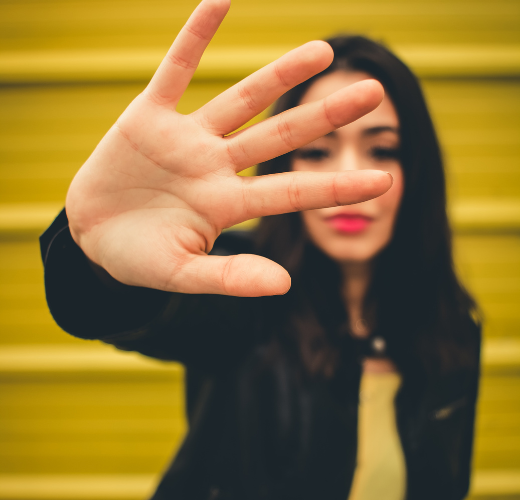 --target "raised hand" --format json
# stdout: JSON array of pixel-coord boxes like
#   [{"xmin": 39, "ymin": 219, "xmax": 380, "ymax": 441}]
[{"xmin": 66, "ymin": 0, "xmax": 391, "ymax": 297}]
